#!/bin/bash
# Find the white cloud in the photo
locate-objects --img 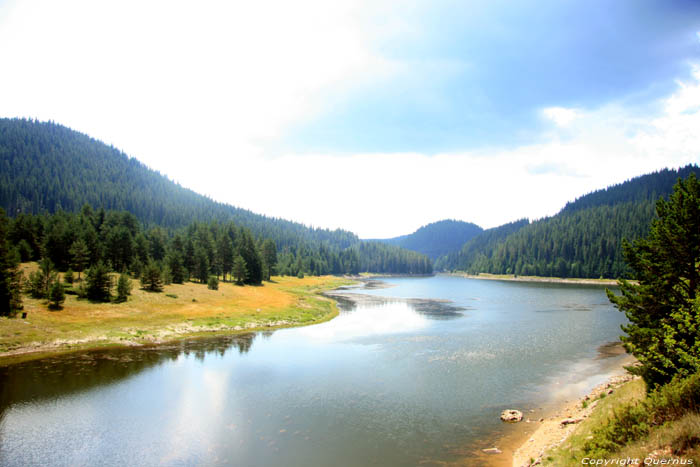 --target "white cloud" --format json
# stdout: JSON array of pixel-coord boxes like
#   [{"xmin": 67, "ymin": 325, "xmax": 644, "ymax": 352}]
[
  {"xmin": 542, "ymin": 106, "xmax": 579, "ymax": 127},
  {"xmin": 0, "ymin": 1, "xmax": 698, "ymax": 239}
]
